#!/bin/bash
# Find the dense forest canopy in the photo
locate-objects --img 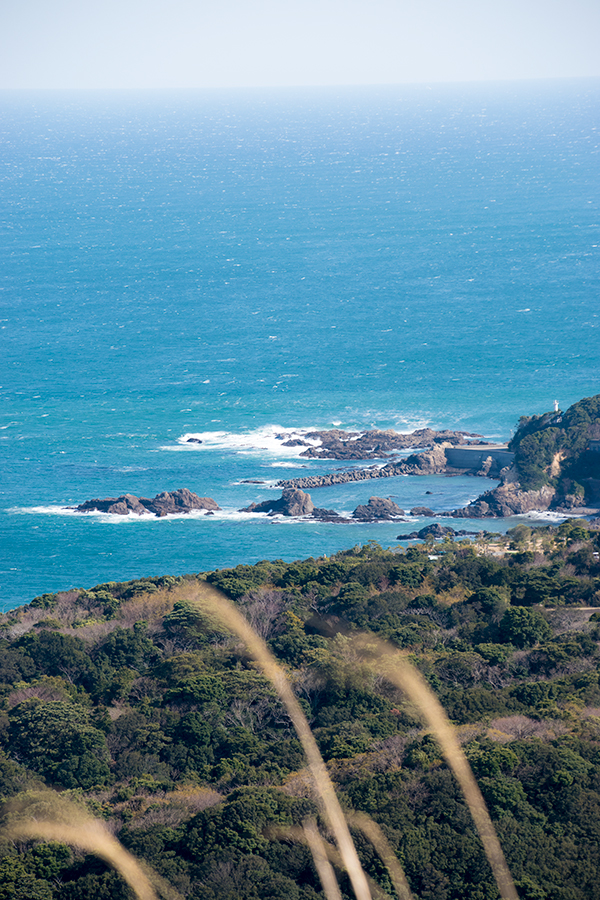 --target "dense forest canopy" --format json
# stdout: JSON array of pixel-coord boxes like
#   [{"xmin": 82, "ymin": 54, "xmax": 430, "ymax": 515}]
[{"xmin": 2, "ymin": 521, "xmax": 600, "ymax": 898}]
